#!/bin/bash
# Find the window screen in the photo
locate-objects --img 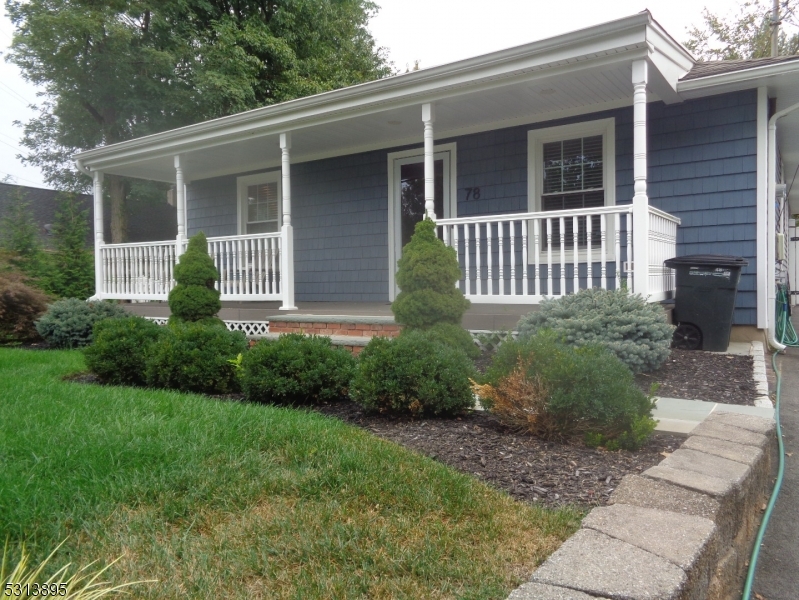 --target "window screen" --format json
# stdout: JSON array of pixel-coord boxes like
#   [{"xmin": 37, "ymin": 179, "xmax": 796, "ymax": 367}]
[{"xmin": 246, "ymin": 182, "xmax": 279, "ymax": 234}]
